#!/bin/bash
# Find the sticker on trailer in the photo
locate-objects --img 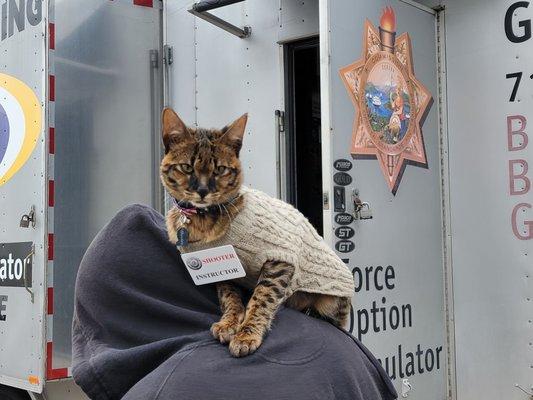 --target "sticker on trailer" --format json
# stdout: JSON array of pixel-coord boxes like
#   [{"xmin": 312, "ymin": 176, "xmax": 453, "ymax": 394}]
[
  {"xmin": 333, "ymin": 159, "xmax": 353, "ymax": 171},
  {"xmin": 0, "ymin": 242, "xmax": 33, "ymax": 287},
  {"xmin": 335, "ymin": 213, "xmax": 354, "ymax": 225},
  {"xmin": 339, "ymin": 6, "xmax": 432, "ymax": 194},
  {"xmin": 0, "ymin": 73, "xmax": 42, "ymax": 186}
]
